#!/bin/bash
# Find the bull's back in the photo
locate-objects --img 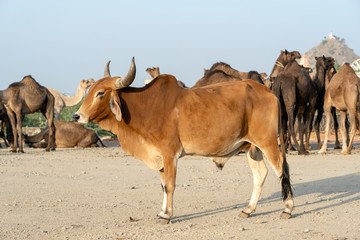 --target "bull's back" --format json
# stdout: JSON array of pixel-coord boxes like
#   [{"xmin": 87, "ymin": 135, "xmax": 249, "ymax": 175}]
[{"xmin": 177, "ymin": 80, "xmax": 279, "ymax": 156}]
